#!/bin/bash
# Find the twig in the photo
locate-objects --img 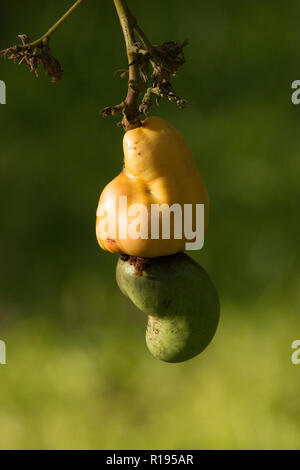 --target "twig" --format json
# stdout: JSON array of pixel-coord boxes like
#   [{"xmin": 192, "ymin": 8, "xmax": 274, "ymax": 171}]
[
  {"xmin": 22, "ymin": 0, "xmax": 86, "ymax": 49},
  {"xmin": 113, "ymin": 0, "xmax": 142, "ymax": 131},
  {"xmin": 101, "ymin": 0, "xmax": 188, "ymax": 131},
  {"xmin": 0, "ymin": 0, "xmax": 86, "ymax": 83}
]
